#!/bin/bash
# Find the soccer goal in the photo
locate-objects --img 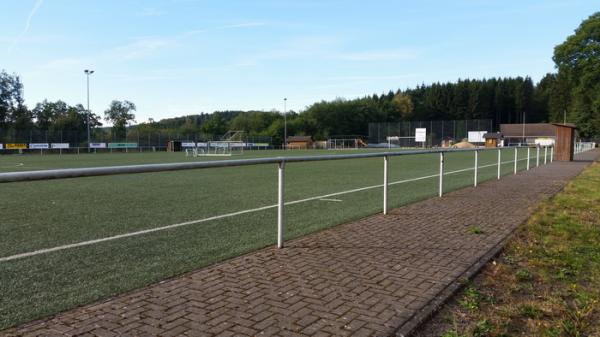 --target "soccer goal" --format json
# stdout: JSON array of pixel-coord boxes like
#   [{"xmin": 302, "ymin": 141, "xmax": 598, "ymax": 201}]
[
  {"xmin": 386, "ymin": 136, "xmax": 418, "ymax": 148},
  {"xmin": 327, "ymin": 138, "xmax": 366, "ymax": 150},
  {"xmin": 186, "ymin": 141, "xmax": 244, "ymax": 157}
]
